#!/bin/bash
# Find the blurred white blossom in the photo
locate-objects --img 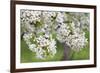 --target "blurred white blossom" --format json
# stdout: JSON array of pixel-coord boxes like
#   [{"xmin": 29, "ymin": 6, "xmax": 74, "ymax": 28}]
[{"xmin": 23, "ymin": 33, "xmax": 57, "ymax": 59}]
